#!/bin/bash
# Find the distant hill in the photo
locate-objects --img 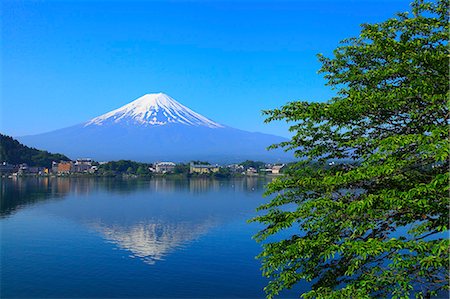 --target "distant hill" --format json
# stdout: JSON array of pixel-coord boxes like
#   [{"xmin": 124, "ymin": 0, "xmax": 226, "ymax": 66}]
[{"xmin": 0, "ymin": 134, "xmax": 71, "ymax": 167}]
